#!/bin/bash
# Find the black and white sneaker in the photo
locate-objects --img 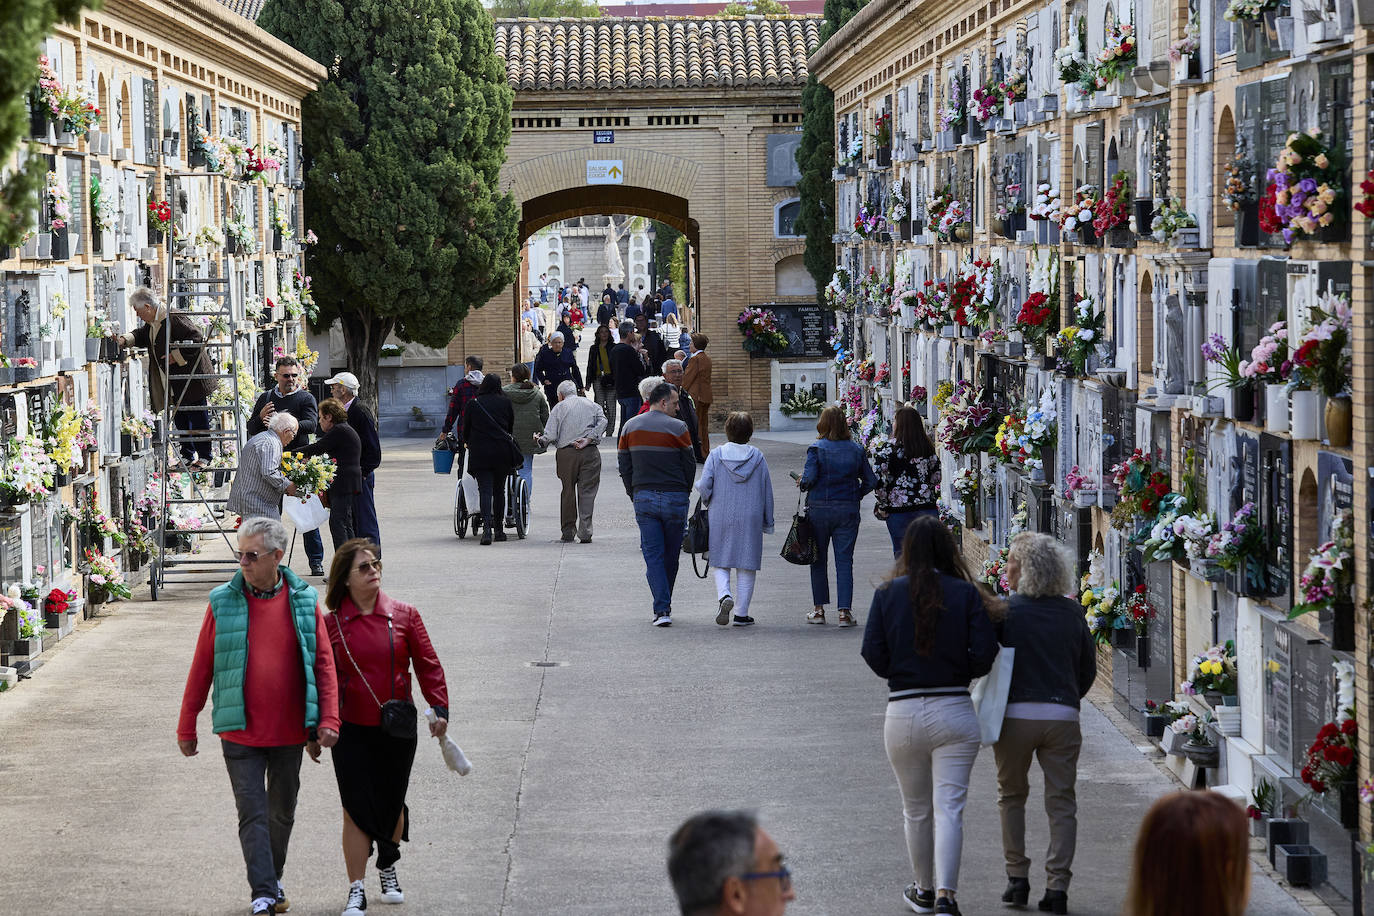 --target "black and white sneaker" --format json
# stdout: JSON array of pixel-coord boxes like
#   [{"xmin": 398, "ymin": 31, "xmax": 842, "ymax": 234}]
[
  {"xmin": 251, "ymin": 901, "xmax": 275, "ymax": 916},
  {"xmin": 274, "ymin": 880, "xmax": 290, "ymax": 912},
  {"xmin": 903, "ymin": 883, "xmax": 935, "ymax": 913},
  {"xmin": 716, "ymin": 596, "xmax": 734, "ymax": 626},
  {"xmin": 378, "ymin": 866, "xmax": 404, "ymax": 904},
  {"xmin": 731, "ymin": 615, "xmax": 755, "ymax": 626},
  {"xmin": 341, "ymin": 880, "xmax": 367, "ymax": 916},
  {"xmin": 652, "ymin": 614, "xmax": 673, "ymax": 627}
]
